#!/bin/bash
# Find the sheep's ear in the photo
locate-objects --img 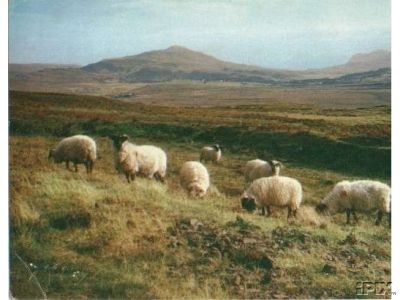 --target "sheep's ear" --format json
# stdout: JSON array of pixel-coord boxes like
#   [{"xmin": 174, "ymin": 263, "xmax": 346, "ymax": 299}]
[
  {"xmin": 340, "ymin": 190, "xmax": 348, "ymax": 198},
  {"xmin": 121, "ymin": 134, "xmax": 129, "ymax": 142}
]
